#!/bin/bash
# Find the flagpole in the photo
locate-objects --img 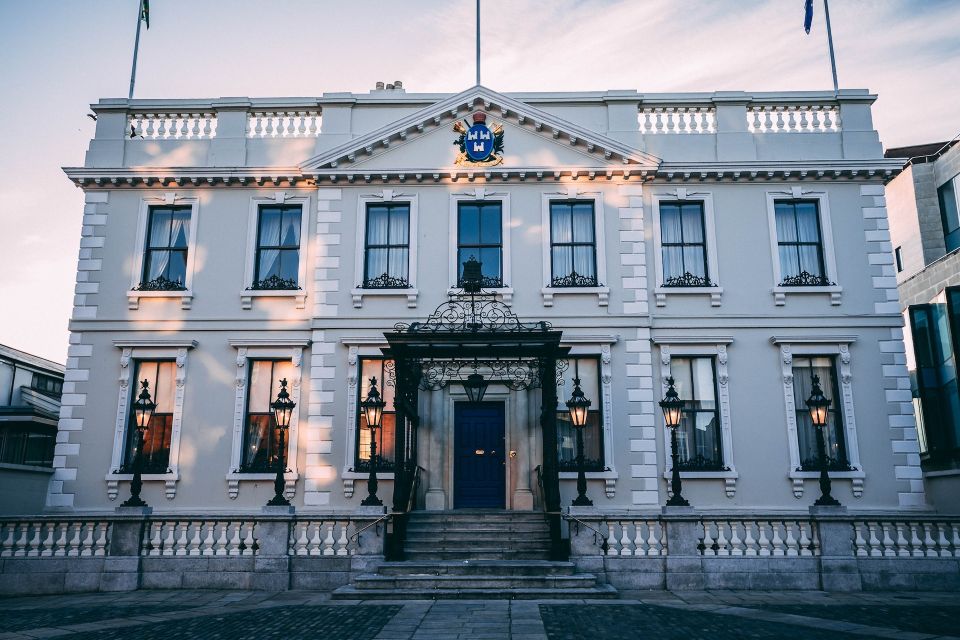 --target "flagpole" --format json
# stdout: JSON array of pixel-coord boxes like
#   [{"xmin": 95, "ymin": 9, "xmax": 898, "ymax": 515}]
[
  {"xmin": 128, "ymin": 0, "xmax": 145, "ymax": 99},
  {"xmin": 823, "ymin": 0, "xmax": 839, "ymax": 93},
  {"xmin": 475, "ymin": 0, "xmax": 481, "ymax": 85}
]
